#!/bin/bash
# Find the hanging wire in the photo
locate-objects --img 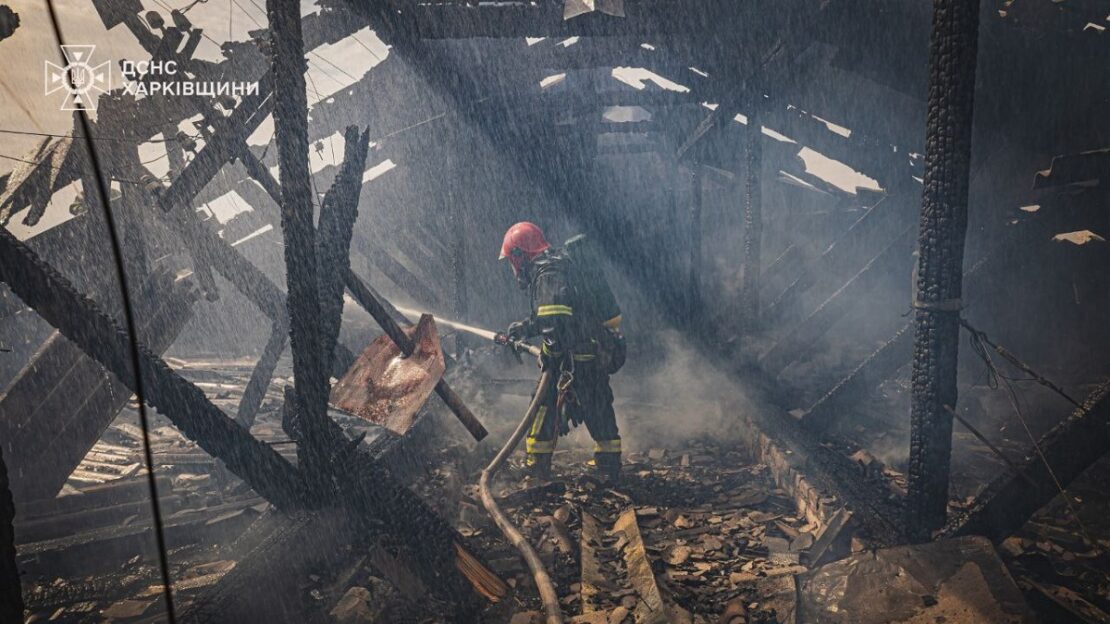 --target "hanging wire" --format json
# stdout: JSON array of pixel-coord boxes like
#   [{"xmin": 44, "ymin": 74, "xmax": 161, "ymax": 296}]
[
  {"xmin": 0, "ymin": 128, "xmax": 185, "ymax": 143},
  {"xmin": 961, "ymin": 318, "xmax": 1081, "ymax": 408},
  {"xmin": 960, "ymin": 317, "xmax": 1098, "ymax": 551},
  {"xmin": 227, "ymin": 0, "xmax": 360, "ymax": 85},
  {"xmin": 241, "ymin": 0, "xmax": 362, "ymax": 83},
  {"xmin": 41, "ymin": 2, "xmax": 178, "ymax": 620},
  {"xmin": 0, "ymin": 153, "xmax": 150, "ymax": 186},
  {"xmin": 180, "ymin": 0, "xmax": 210, "ymax": 13},
  {"xmin": 141, "ymin": 151, "xmax": 172, "ymax": 166}
]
